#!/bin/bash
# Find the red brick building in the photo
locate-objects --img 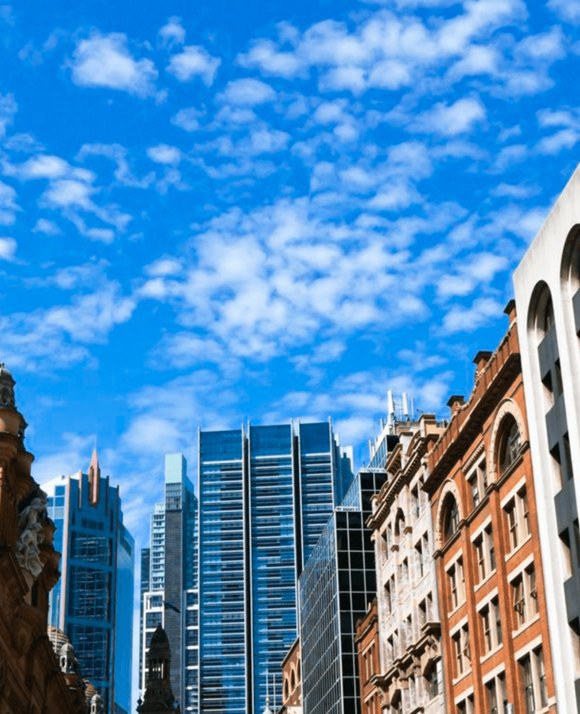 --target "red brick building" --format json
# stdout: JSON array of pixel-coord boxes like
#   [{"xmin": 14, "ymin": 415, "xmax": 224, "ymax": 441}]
[
  {"xmin": 424, "ymin": 303, "xmax": 557, "ymax": 713},
  {"xmin": 355, "ymin": 599, "xmax": 381, "ymax": 714},
  {"xmin": 279, "ymin": 637, "xmax": 302, "ymax": 714}
]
